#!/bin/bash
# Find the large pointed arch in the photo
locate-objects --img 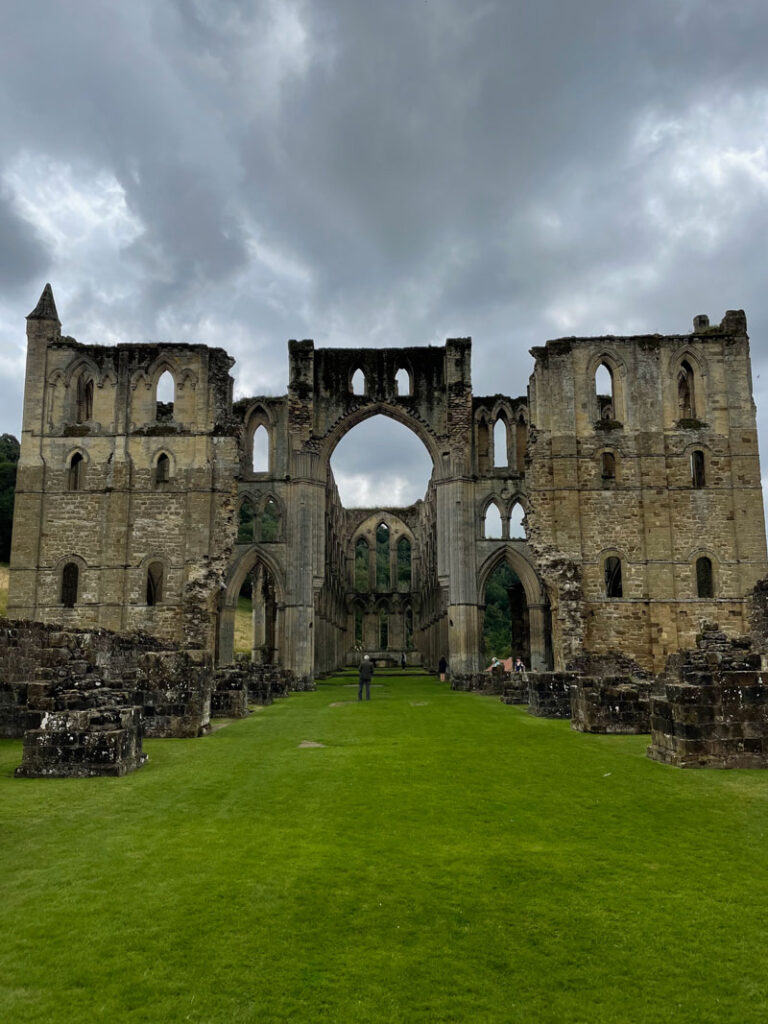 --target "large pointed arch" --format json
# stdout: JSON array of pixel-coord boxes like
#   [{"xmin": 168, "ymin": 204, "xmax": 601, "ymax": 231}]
[{"xmin": 319, "ymin": 402, "xmax": 441, "ymax": 474}]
